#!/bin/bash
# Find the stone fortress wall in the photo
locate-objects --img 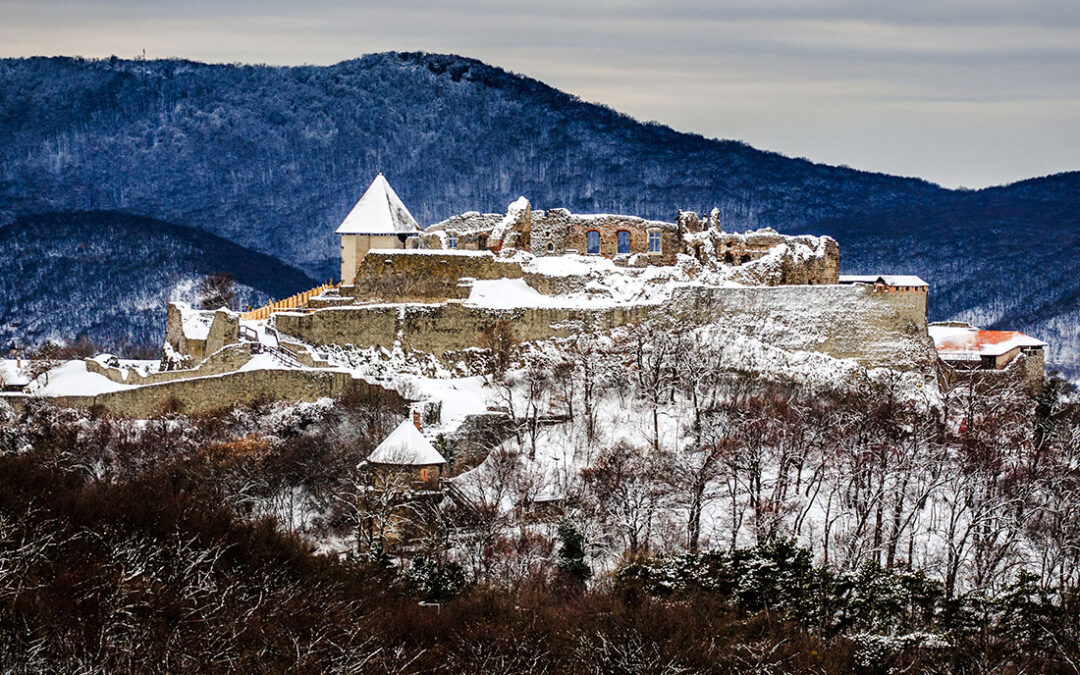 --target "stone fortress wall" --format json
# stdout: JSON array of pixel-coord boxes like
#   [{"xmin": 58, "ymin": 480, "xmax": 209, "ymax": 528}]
[
  {"xmin": 86, "ymin": 342, "xmax": 256, "ymax": 386},
  {"xmin": 8, "ymin": 369, "xmax": 359, "ymax": 418},
  {"xmin": 276, "ymin": 283, "xmax": 934, "ymax": 373}
]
